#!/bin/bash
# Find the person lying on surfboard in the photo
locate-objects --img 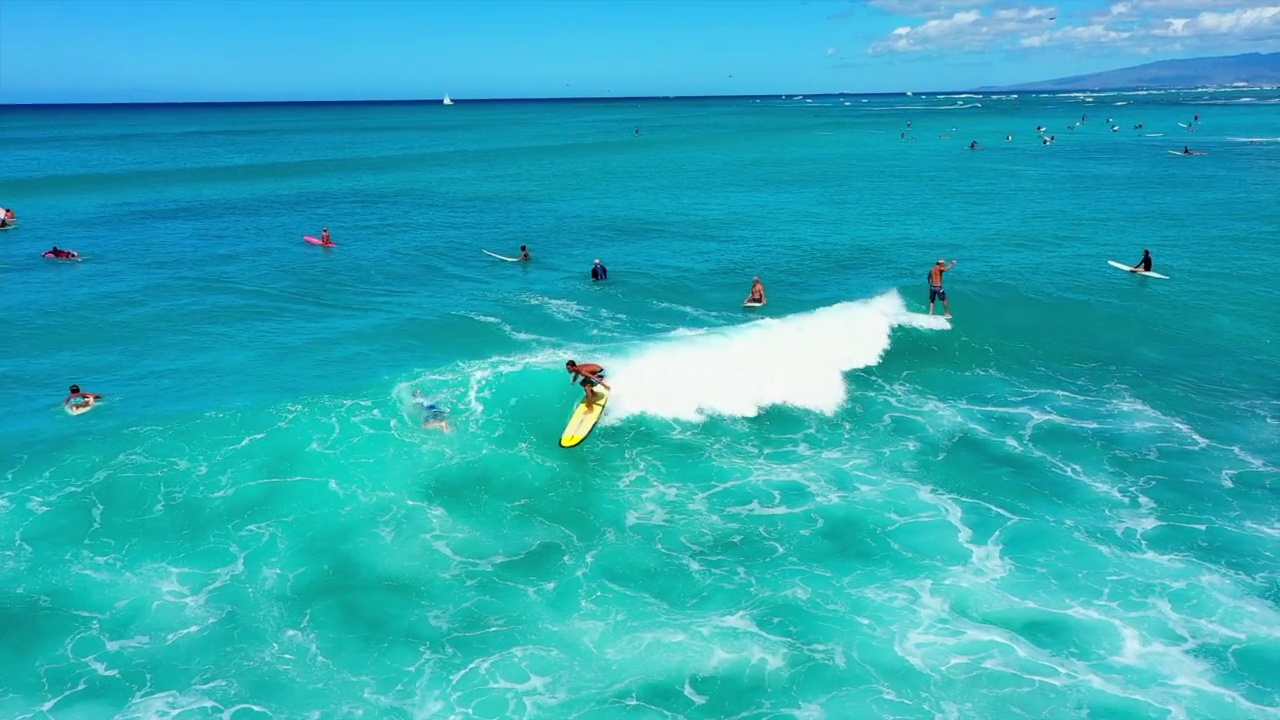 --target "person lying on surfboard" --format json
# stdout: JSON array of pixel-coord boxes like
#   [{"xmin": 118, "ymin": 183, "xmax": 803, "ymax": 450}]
[
  {"xmin": 43, "ymin": 246, "xmax": 79, "ymax": 260},
  {"xmin": 566, "ymin": 360, "xmax": 609, "ymax": 407},
  {"xmin": 520, "ymin": 245, "xmax": 531, "ymax": 261},
  {"xmin": 64, "ymin": 384, "xmax": 102, "ymax": 410},
  {"xmin": 1131, "ymin": 249, "xmax": 1153, "ymax": 273},
  {"xmin": 412, "ymin": 391, "xmax": 451, "ymax": 432},
  {"xmin": 745, "ymin": 277, "xmax": 766, "ymax": 305}
]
